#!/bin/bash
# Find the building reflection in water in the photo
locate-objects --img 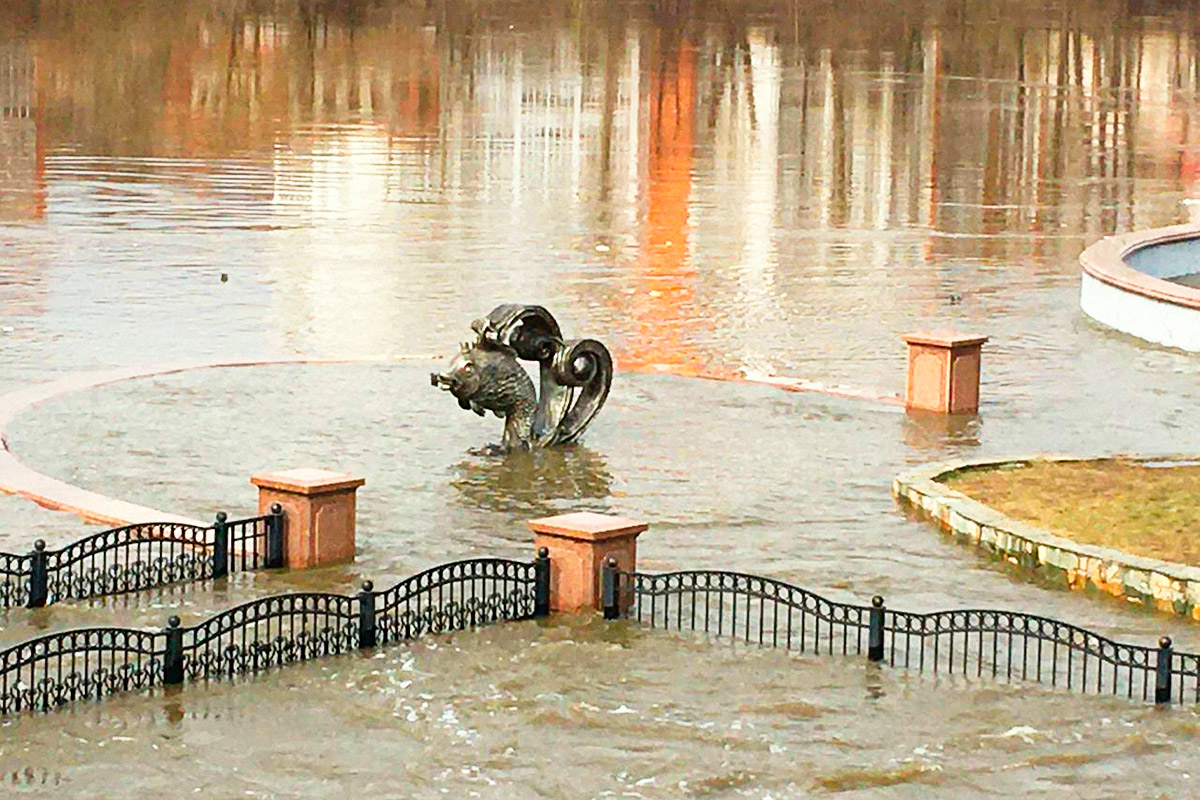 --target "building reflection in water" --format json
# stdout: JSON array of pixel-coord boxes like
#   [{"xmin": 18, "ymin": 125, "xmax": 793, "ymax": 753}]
[
  {"xmin": 0, "ymin": 34, "xmax": 47, "ymax": 320},
  {"xmin": 1, "ymin": 1, "xmax": 1199, "ymax": 371},
  {"xmin": 619, "ymin": 29, "xmax": 704, "ymax": 375},
  {"xmin": 0, "ymin": 37, "xmax": 44, "ymax": 222}
]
